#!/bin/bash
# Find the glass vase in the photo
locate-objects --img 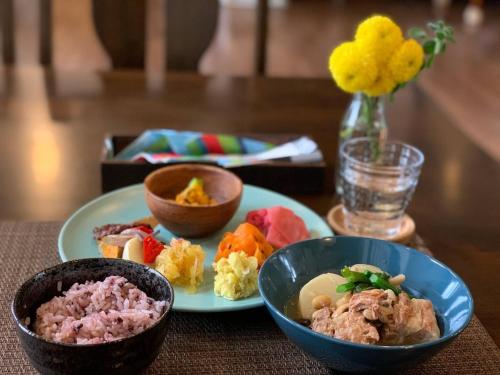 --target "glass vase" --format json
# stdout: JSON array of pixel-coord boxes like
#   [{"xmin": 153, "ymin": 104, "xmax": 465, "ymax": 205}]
[{"xmin": 335, "ymin": 93, "xmax": 388, "ymax": 196}]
